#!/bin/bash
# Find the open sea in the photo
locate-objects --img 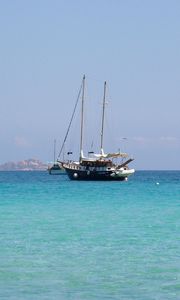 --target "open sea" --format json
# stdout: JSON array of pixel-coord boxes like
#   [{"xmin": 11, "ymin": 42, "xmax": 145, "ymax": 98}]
[{"xmin": 0, "ymin": 171, "xmax": 180, "ymax": 300}]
